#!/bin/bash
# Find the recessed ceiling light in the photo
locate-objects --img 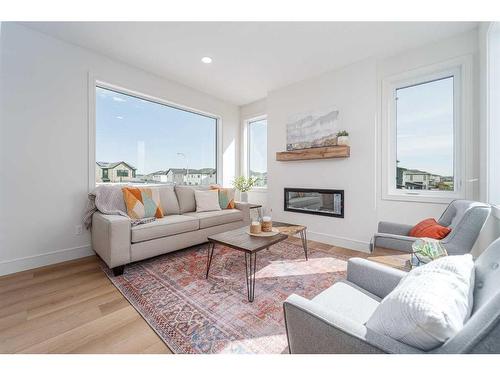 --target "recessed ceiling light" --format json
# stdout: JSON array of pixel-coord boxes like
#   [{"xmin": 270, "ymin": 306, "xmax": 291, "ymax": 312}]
[{"xmin": 201, "ymin": 56, "xmax": 212, "ymax": 64}]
